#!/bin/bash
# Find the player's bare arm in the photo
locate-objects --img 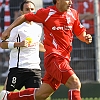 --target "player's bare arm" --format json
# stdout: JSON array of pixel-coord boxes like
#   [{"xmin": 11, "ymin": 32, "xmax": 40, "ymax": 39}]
[
  {"xmin": 77, "ymin": 31, "xmax": 92, "ymax": 44},
  {"xmin": 1, "ymin": 15, "xmax": 26, "ymax": 41},
  {"xmin": 0, "ymin": 40, "xmax": 29, "ymax": 49}
]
